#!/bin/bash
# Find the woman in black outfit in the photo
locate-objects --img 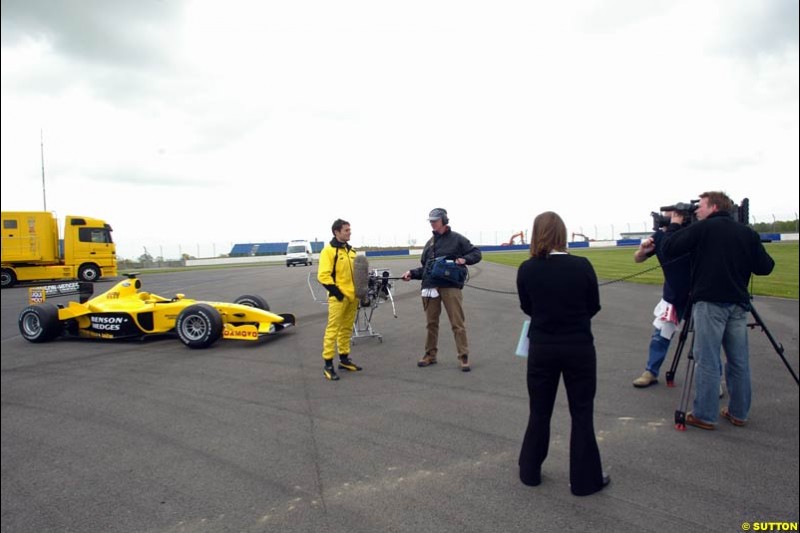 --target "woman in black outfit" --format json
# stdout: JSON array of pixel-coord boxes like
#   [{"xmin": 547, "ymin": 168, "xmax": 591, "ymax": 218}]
[{"xmin": 516, "ymin": 211, "xmax": 609, "ymax": 496}]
